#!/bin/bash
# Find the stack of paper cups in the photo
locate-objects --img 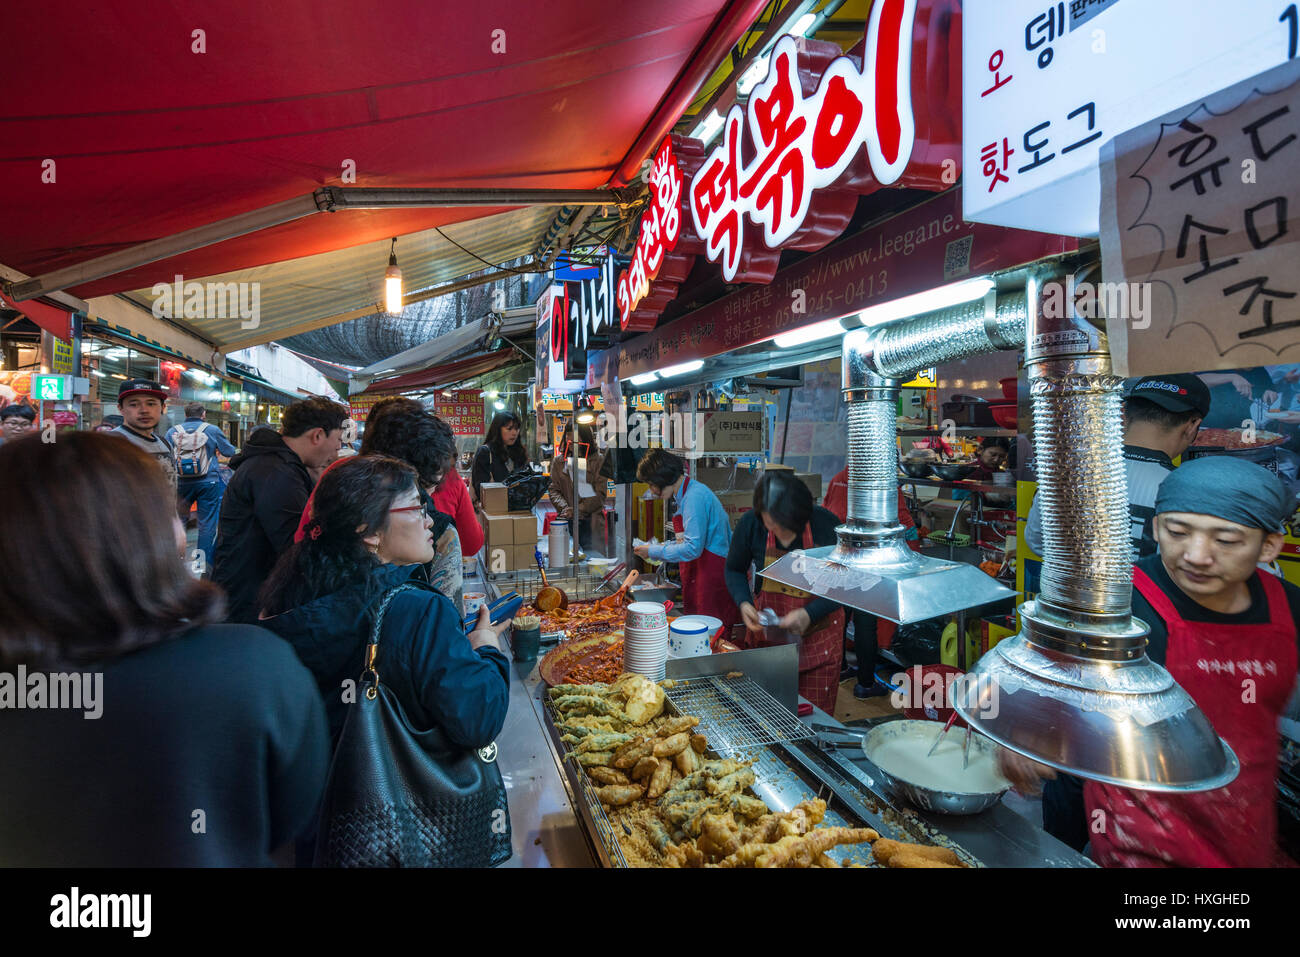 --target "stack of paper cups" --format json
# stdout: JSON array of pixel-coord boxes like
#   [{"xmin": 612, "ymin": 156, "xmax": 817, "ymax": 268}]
[
  {"xmin": 623, "ymin": 601, "xmax": 669, "ymax": 681},
  {"xmin": 548, "ymin": 519, "xmax": 569, "ymax": 569}
]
